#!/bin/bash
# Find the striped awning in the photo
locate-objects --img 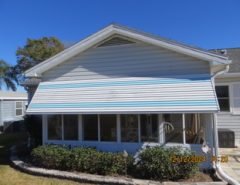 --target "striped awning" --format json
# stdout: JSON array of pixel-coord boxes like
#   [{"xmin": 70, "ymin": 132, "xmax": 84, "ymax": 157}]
[{"xmin": 27, "ymin": 75, "xmax": 219, "ymax": 114}]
